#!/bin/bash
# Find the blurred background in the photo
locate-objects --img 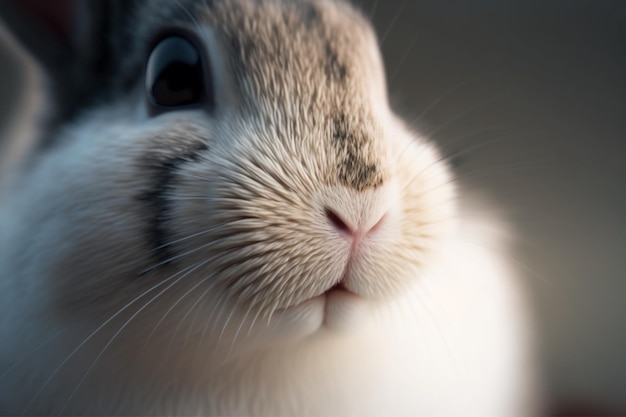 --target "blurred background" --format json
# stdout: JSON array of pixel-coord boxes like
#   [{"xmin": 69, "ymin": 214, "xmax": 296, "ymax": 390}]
[
  {"xmin": 1, "ymin": 0, "xmax": 625, "ymax": 415},
  {"xmin": 363, "ymin": 1, "xmax": 626, "ymax": 414}
]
